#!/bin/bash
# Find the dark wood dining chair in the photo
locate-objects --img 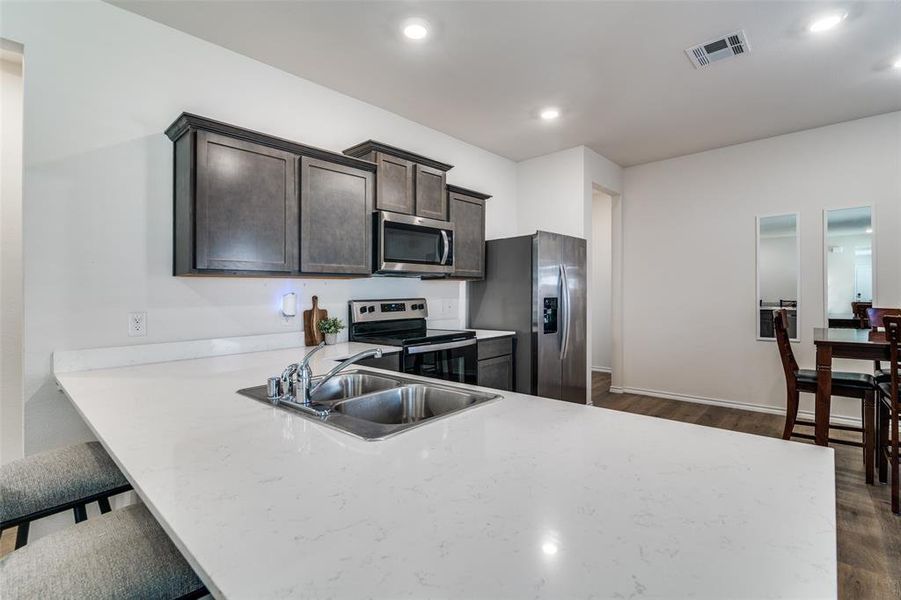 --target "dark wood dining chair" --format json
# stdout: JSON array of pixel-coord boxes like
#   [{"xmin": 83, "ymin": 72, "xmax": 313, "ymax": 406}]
[
  {"xmin": 852, "ymin": 301, "xmax": 872, "ymax": 329},
  {"xmin": 774, "ymin": 309, "xmax": 876, "ymax": 483},
  {"xmin": 867, "ymin": 307, "xmax": 901, "ymax": 383},
  {"xmin": 876, "ymin": 315, "xmax": 900, "ymax": 515}
]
